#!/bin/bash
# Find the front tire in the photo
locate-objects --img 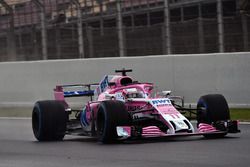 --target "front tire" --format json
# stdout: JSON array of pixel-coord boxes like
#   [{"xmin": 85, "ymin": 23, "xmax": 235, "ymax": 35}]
[
  {"xmin": 96, "ymin": 100, "xmax": 130, "ymax": 143},
  {"xmin": 32, "ymin": 100, "xmax": 68, "ymax": 141},
  {"xmin": 197, "ymin": 94, "xmax": 230, "ymax": 138}
]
